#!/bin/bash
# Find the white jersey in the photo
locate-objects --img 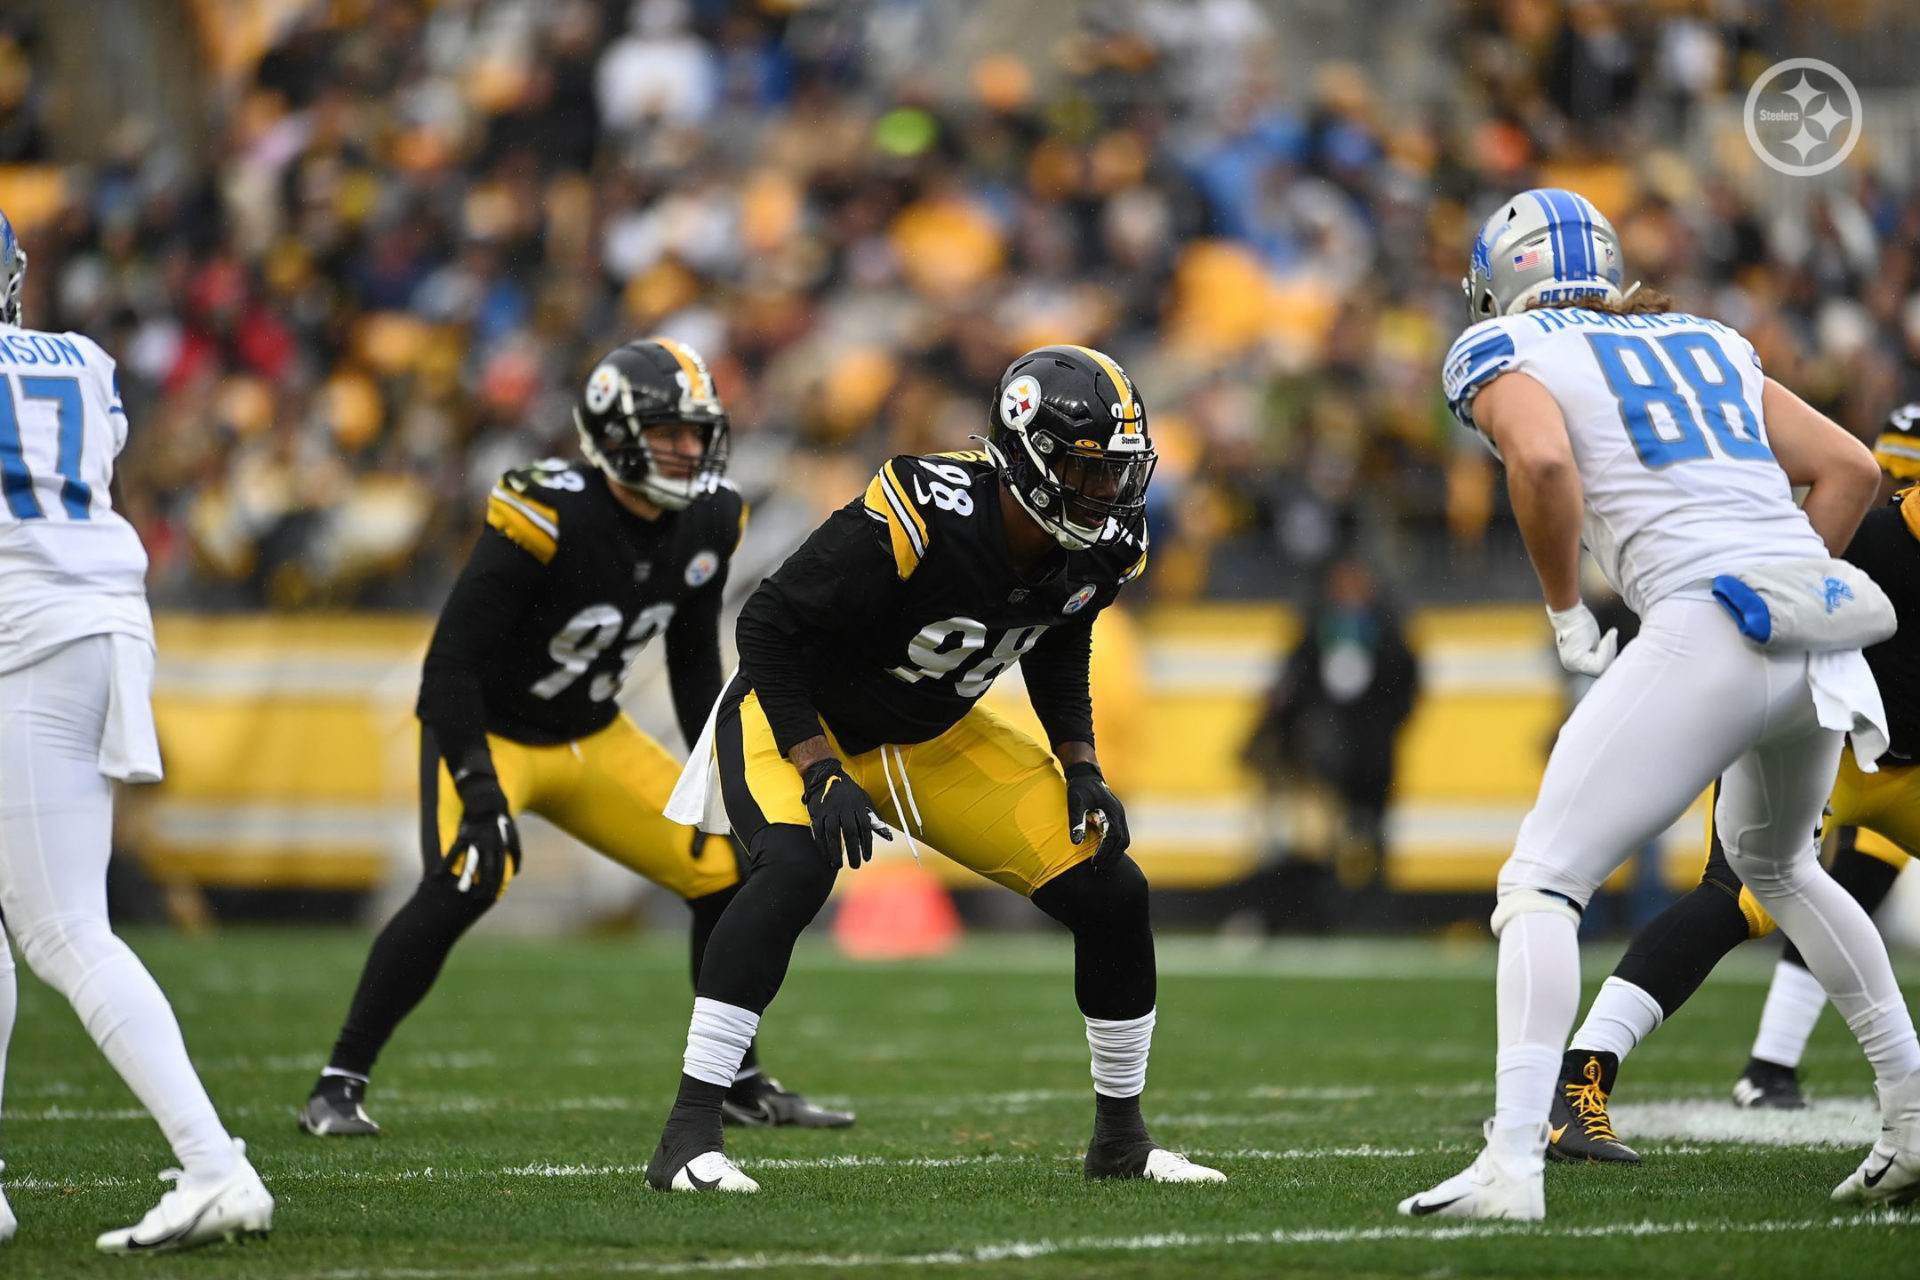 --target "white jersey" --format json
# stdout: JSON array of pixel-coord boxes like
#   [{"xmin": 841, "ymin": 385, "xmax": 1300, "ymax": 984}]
[
  {"xmin": 1443, "ymin": 308, "xmax": 1825, "ymax": 616},
  {"xmin": 0, "ymin": 323, "xmax": 153, "ymax": 673}
]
